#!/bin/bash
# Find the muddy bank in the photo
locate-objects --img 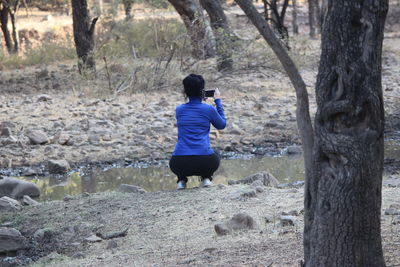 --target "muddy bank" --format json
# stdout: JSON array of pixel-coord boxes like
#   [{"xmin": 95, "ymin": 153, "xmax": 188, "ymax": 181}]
[{"xmin": 1, "ymin": 182, "xmax": 399, "ymax": 267}]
